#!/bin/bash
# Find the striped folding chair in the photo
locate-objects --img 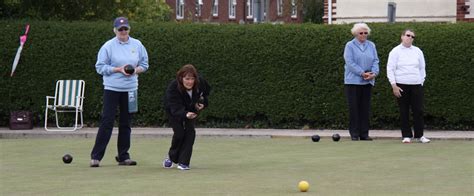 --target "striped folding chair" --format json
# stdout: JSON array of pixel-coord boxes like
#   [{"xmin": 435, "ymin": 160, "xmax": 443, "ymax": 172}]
[{"xmin": 44, "ymin": 80, "xmax": 85, "ymax": 131}]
